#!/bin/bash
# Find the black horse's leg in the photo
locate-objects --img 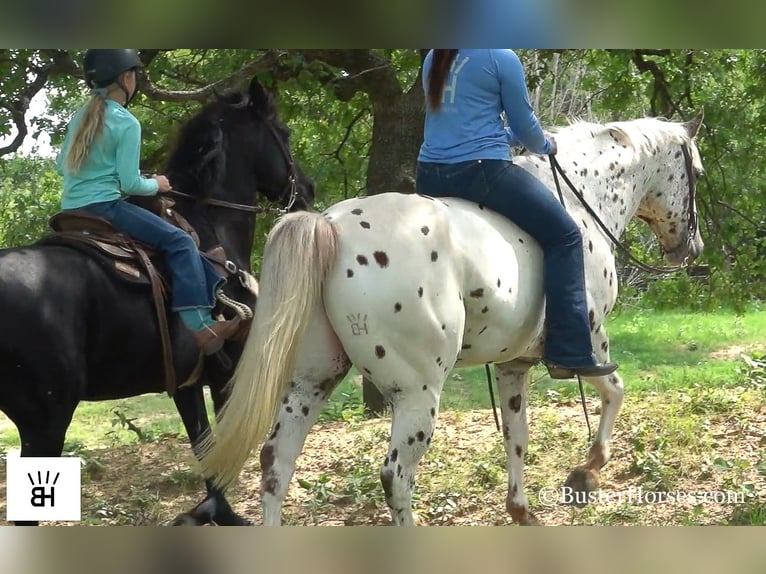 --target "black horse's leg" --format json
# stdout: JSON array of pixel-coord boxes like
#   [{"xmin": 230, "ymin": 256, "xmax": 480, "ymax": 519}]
[{"xmin": 169, "ymin": 384, "xmax": 250, "ymax": 526}]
